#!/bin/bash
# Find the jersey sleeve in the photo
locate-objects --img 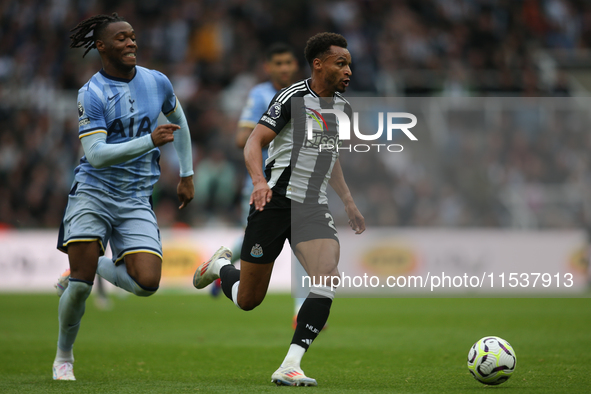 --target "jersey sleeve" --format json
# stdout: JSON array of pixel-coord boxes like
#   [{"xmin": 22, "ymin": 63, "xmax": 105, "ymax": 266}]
[
  {"xmin": 77, "ymin": 84, "xmax": 107, "ymax": 139},
  {"xmin": 257, "ymin": 90, "xmax": 291, "ymax": 134},
  {"xmin": 239, "ymin": 87, "xmax": 267, "ymax": 128},
  {"xmin": 154, "ymin": 70, "xmax": 177, "ymax": 116}
]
